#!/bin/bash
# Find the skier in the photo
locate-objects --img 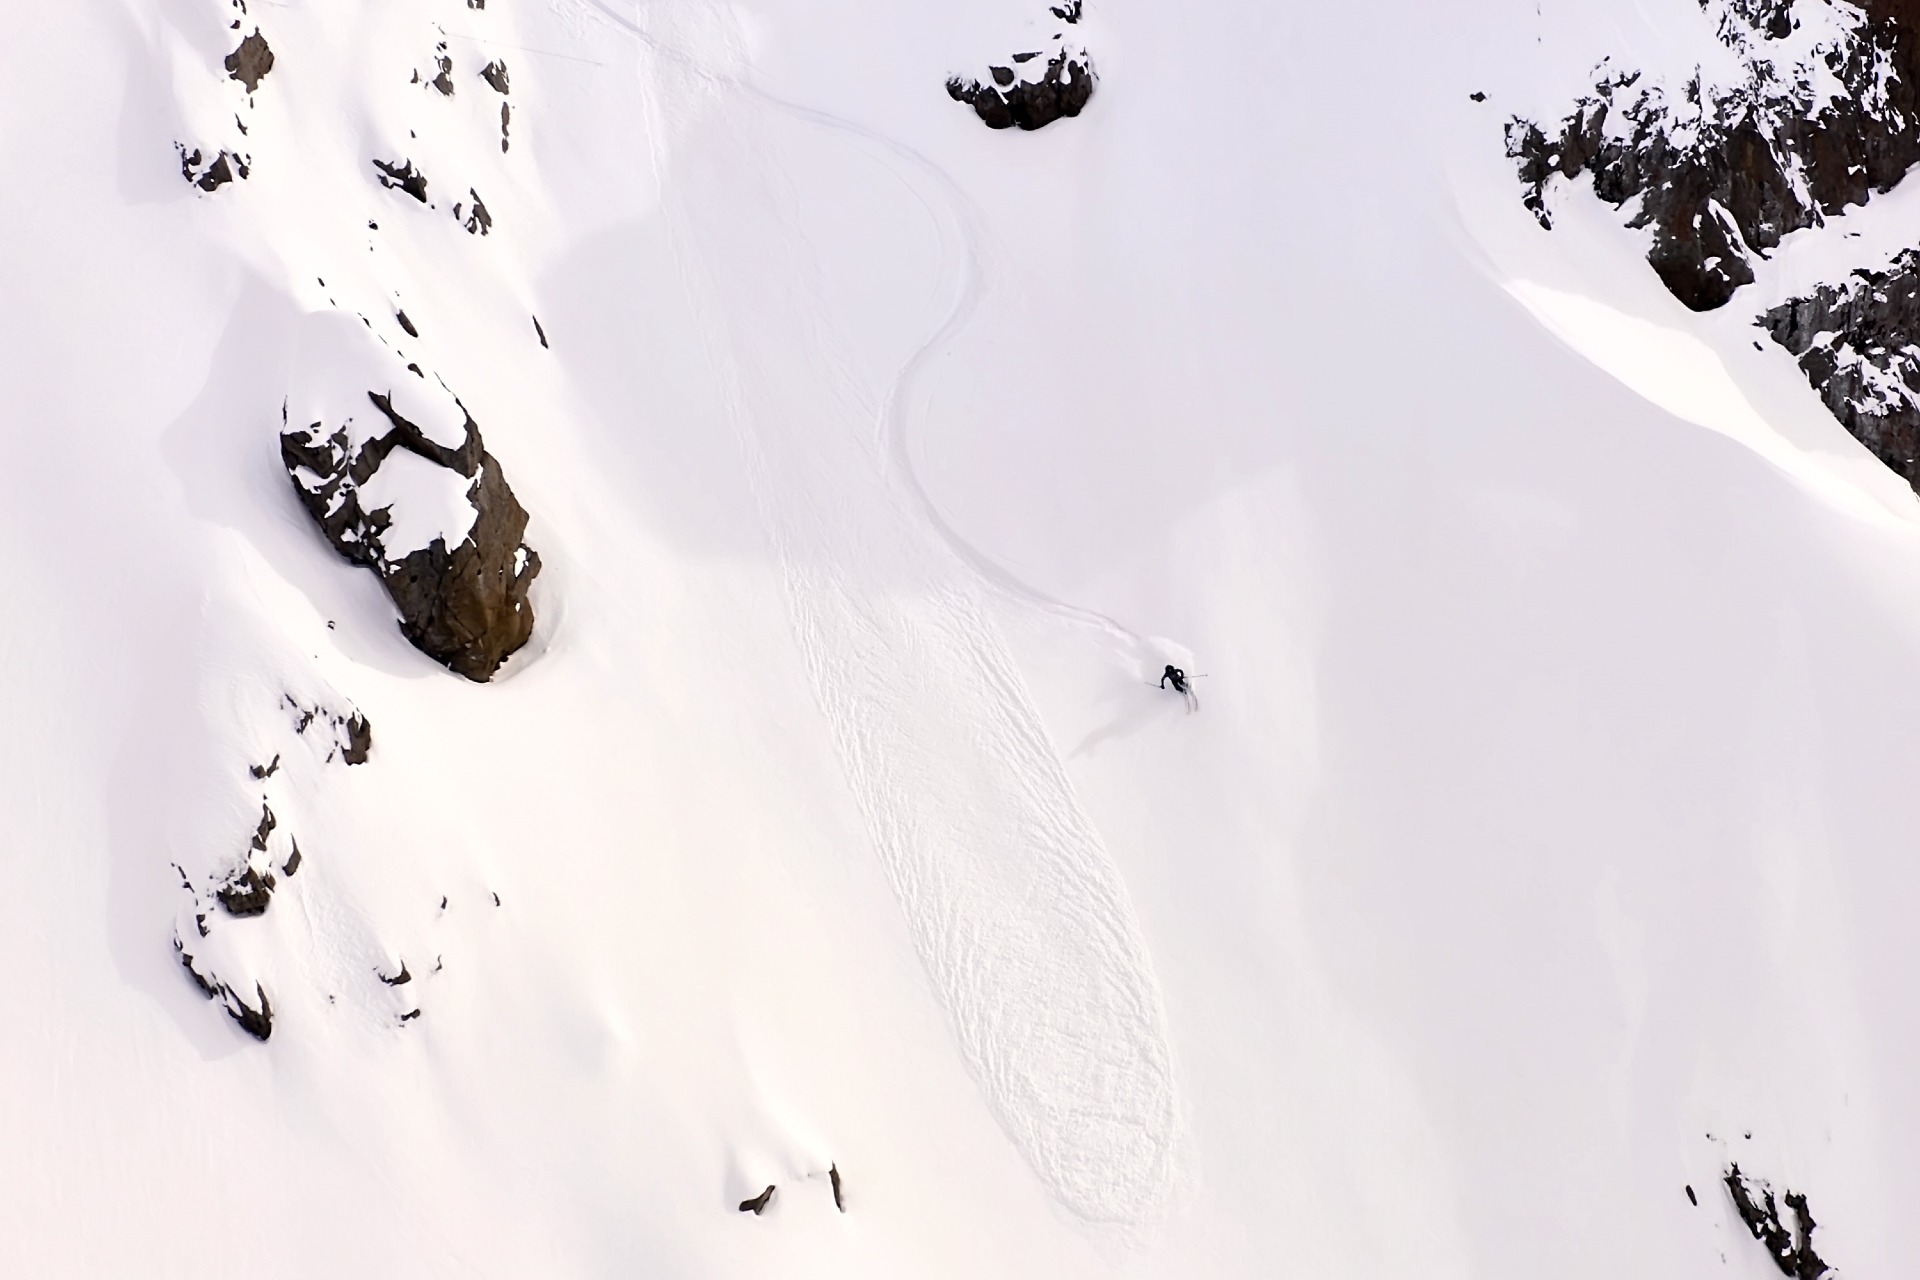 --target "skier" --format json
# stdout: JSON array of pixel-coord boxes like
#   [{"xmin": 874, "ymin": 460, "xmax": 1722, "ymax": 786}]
[{"xmin": 1159, "ymin": 665, "xmax": 1189, "ymax": 695}]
